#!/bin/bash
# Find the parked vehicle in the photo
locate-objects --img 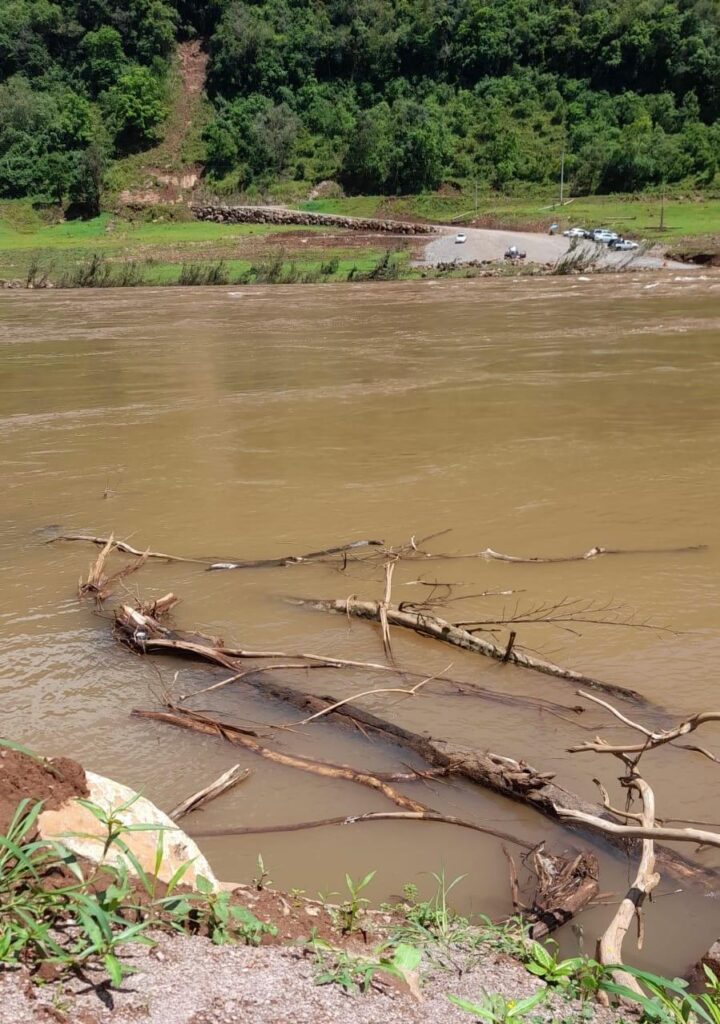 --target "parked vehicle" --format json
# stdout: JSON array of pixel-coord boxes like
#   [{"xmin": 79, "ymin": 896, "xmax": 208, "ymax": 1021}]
[
  {"xmin": 504, "ymin": 246, "xmax": 526, "ymax": 260},
  {"xmin": 563, "ymin": 227, "xmax": 586, "ymax": 238},
  {"xmin": 589, "ymin": 228, "xmax": 619, "ymax": 244},
  {"xmin": 455, "ymin": 232, "xmax": 467, "ymax": 244},
  {"xmin": 609, "ymin": 238, "xmax": 640, "ymax": 251}
]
